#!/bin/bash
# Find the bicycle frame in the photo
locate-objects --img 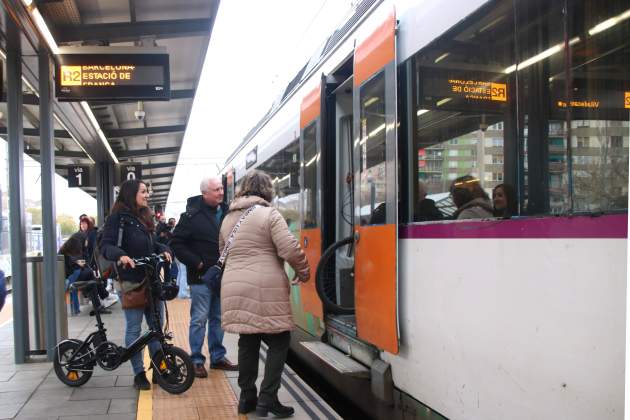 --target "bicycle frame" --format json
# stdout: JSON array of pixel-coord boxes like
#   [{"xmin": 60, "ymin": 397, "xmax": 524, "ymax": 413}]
[{"xmin": 59, "ymin": 256, "xmax": 171, "ymax": 371}]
